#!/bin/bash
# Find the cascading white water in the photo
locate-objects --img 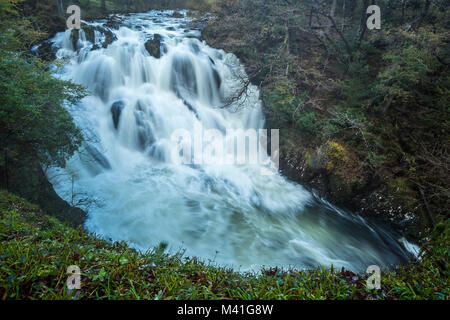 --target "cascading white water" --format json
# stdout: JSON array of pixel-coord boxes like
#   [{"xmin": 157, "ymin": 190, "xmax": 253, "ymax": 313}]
[{"xmin": 47, "ymin": 11, "xmax": 415, "ymax": 272}]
